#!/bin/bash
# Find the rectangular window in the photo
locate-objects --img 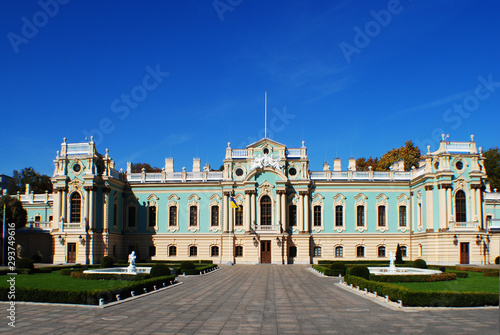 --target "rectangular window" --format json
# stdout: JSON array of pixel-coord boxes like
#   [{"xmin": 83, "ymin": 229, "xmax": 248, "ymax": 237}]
[
  {"xmin": 128, "ymin": 206, "xmax": 136, "ymax": 227},
  {"xmin": 211, "ymin": 206, "xmax": 219, "ymax": 226},
  {"xmin": 35, "ymin": 215, "xmax": 41, "ymax": 222},
  {"xmin": 235, "ymin": 206, "xmax": 243, "ymax": 226},
  {"xmin": 289, "ymin": 205, "xmax": 297, "ymax": 226},
  {"xmin": 335, "ymin": 205, "xmax": 343, "ymax": 227},
  {"xmin": 335, "ymin": 246, "xmax": 343, "ymax": 257},
  {"xmin": 378, "ymin": 206, "xmax": 386, "ymax": 227},
  {"xmin": 357, "ymin": 246, "xmax": 365, "ymax": 257},
  {"xmin": 399, "ymin": 206, "xmax": 407, "ymax": 227},
  {"xmin": 168, "ymin": 245, "xmax": 177, "ymax": 256},
  {"xmin": 314, "ymin": 246, "xmax": 321, "ymax": 257},
  {"xmin": 148, "ymin": 206, "xmax": 156, "ymax": 227},
  {"xmin": 113, "ymin": 201, "xmax": 118, "ymax": 227},
  {"xmin": 357, "ymin": 206, "xmax": 365, "ymax": 226},
  {"xmin": 235, "ymin": 246, "xmax": 243, "ymax": 257},
  {"xmin": 189, "ymin": 206, "xmax": 197, "ymax": 226},
  {"xmin": 313, "ymin": 206, "xmax": 321, "ymax": 227},
  {"xmin": 169, "ymin": 206, "xmax": 177, "ymax": 226},
  {"xmin": 401, "ymin": 246, "xmax": 407, "ymax": 257},
  {"xmin": 189, "ymin": 246, "xmax": 197, "ymax": 256}
]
